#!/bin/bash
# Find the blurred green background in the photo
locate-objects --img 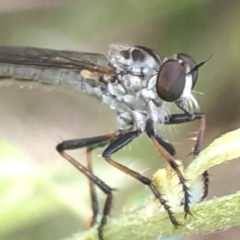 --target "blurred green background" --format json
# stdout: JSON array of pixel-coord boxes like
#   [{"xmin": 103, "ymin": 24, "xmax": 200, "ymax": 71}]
[{"xmin": 0, "ymin": 1, "xmax": 240, "ymax": 240}]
